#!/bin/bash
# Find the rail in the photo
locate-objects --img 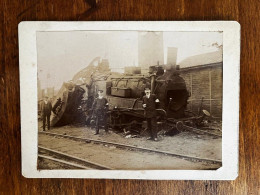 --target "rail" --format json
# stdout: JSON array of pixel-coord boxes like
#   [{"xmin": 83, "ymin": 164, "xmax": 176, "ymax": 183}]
[{"xmin": 38, "ymin": 146, "xmax": 112, "ymax": 170}]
